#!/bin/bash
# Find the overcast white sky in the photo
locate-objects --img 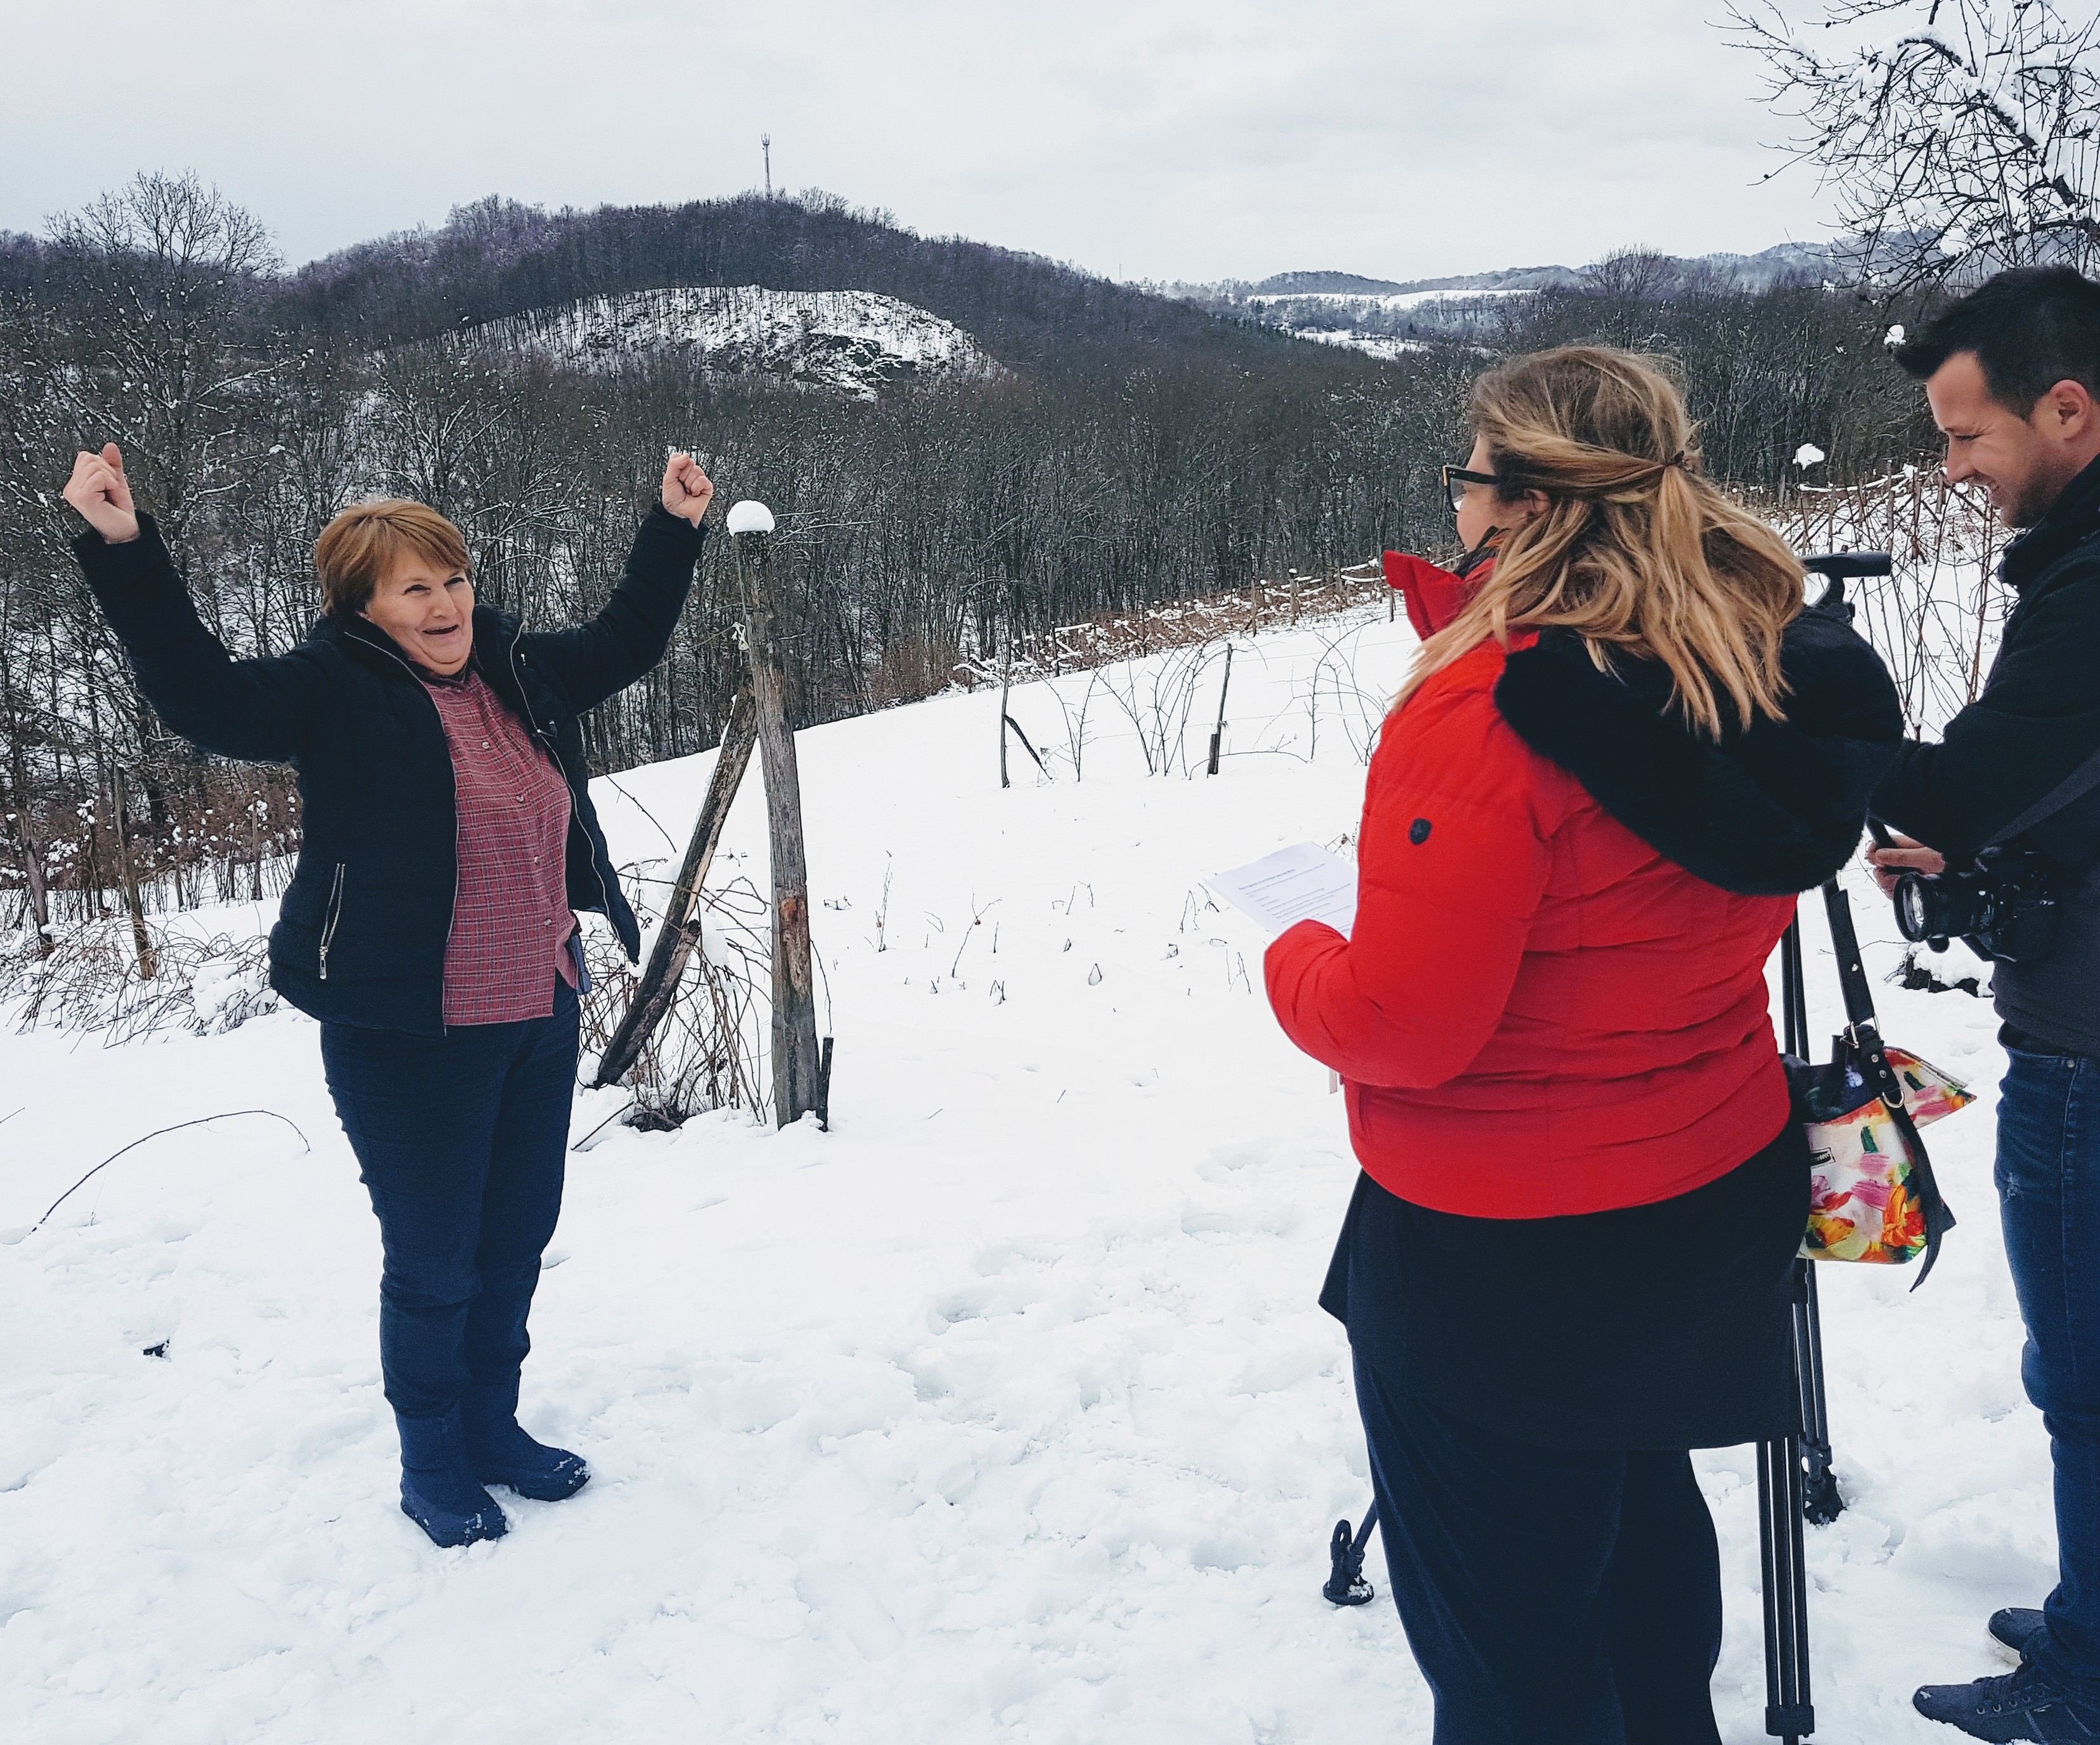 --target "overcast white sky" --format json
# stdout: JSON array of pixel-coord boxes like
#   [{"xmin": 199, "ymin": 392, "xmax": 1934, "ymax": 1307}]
[{"xmin": 3, "ymin": 0, "xmax": 1836, "ymax": 283}]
